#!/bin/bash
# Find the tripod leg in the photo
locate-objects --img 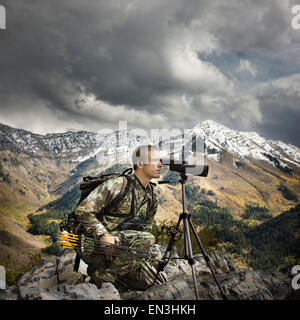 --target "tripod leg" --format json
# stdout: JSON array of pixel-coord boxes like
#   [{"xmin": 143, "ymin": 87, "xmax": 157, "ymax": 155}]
[
  {"xmin": 182, "ymin": 217, "xmax": 200, "ymax": 300},
  {"xmin": 188, "ymin": 219, "xmax": 227, "ymax": 300}
]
